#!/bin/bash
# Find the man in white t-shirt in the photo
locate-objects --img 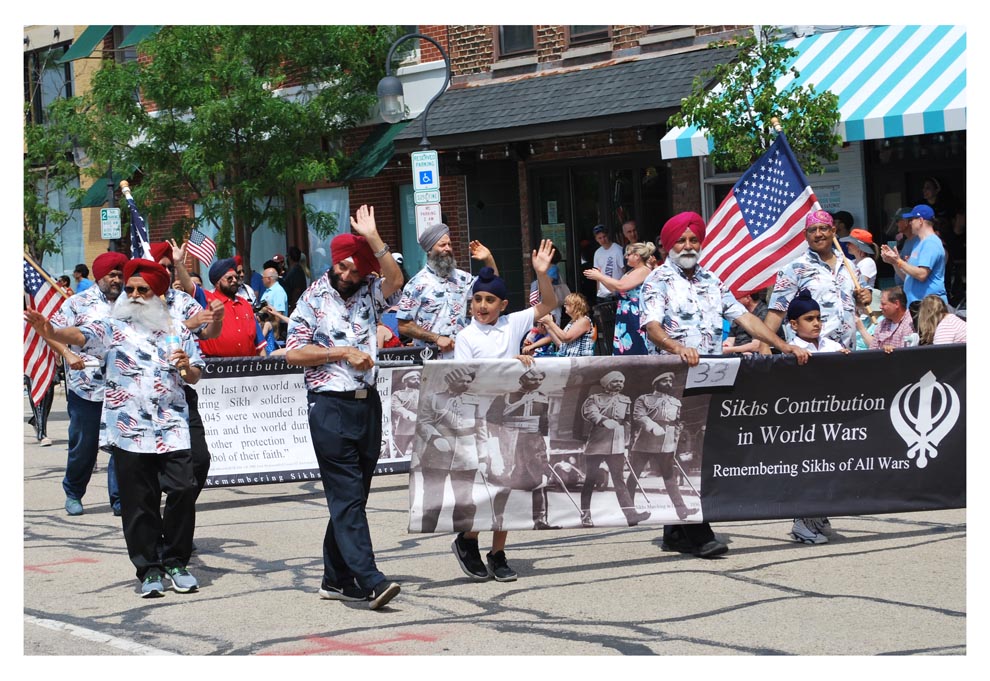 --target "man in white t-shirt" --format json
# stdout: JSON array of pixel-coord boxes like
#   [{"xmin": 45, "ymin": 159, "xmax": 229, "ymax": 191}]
[{"xmin": 592, "ymin": 225, "xmax": 624, "ymax": 304}]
